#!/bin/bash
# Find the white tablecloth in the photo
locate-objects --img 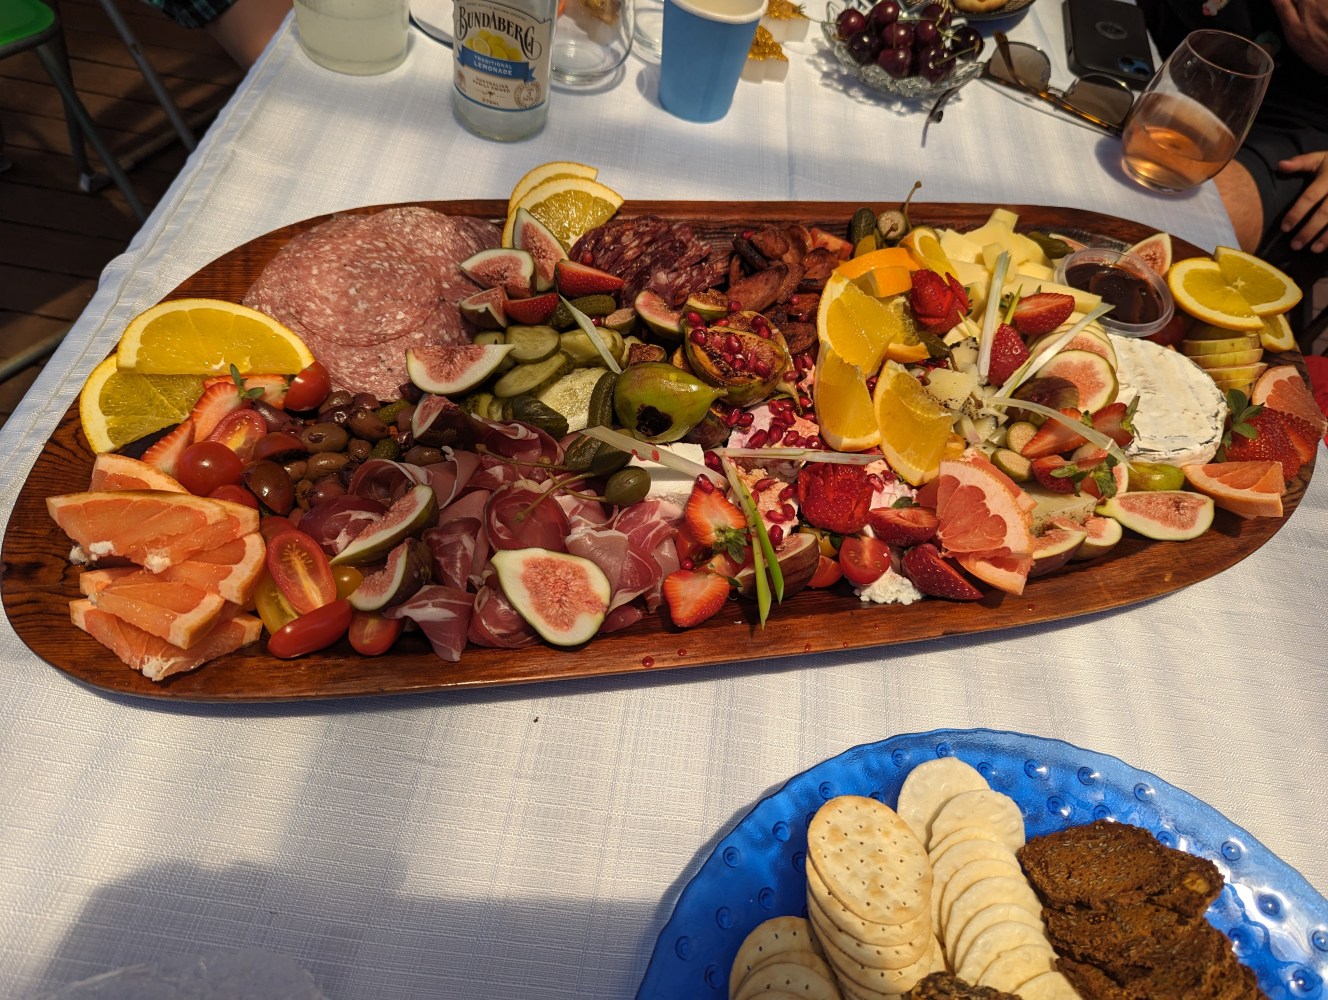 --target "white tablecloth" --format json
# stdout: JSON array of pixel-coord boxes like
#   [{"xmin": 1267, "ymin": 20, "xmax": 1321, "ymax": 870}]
[{"xmin": 2, "ymin": 2, "xmax": 1324, "ymax": 995}]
